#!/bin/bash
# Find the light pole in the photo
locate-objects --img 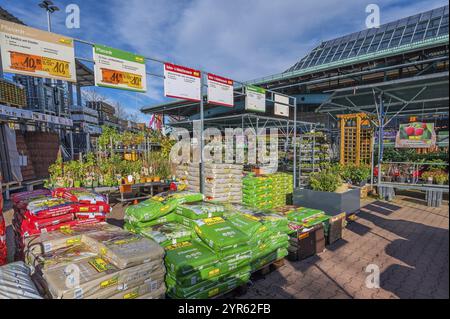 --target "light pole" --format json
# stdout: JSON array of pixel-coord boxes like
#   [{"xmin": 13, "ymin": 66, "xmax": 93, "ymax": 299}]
[{"xmin": 38, "ymin": 0, "xmax": 60, "ymax": 32}]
